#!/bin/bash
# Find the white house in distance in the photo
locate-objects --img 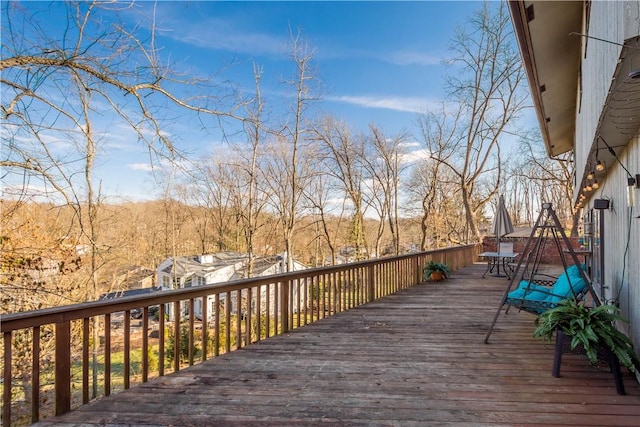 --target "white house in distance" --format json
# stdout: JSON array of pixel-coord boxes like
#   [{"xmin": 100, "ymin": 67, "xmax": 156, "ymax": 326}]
[
  {"xmin": 508, "ymin": 1, "xmax": 640, "ymax": 352},
  {"xmin": 156, "ymin": 252, "xmax": 307, "ymax": 320}
]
